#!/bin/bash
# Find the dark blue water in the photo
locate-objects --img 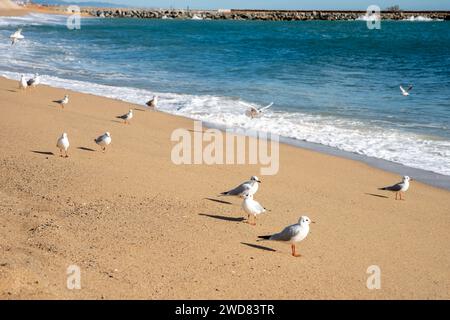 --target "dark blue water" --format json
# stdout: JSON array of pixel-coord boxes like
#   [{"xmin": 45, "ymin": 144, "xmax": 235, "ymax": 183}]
[{"xmin": 1, "ymin": 14, "xmax": 449, "ymax": 176}]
